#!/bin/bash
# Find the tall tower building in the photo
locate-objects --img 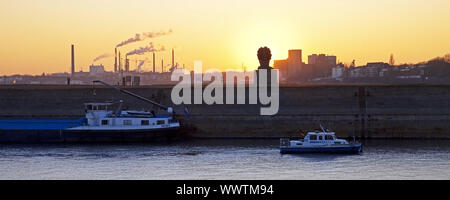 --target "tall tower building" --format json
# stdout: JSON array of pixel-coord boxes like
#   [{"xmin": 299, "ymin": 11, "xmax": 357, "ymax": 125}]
[{"xmin": 288, "ymin": 49, "xmax": 302, "ymax": 75}]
